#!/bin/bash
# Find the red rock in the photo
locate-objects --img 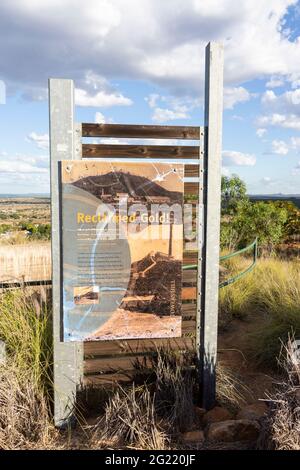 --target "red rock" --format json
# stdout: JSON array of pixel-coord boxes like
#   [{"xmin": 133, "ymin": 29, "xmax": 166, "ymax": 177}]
[
  {"xmin": 236, "ymin": 403, "xmax": 268, "ymax": 421},
  {"xmin": 182, "ymin": 430, "xmax": 205, "ymax": 444},
  {"xmin": 207, "ymin": 419, "xmax": 260, "ymax": 442},
  {"xmin": 202, "ymin": 406, "xmax": 233, "ymax": 426}
]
